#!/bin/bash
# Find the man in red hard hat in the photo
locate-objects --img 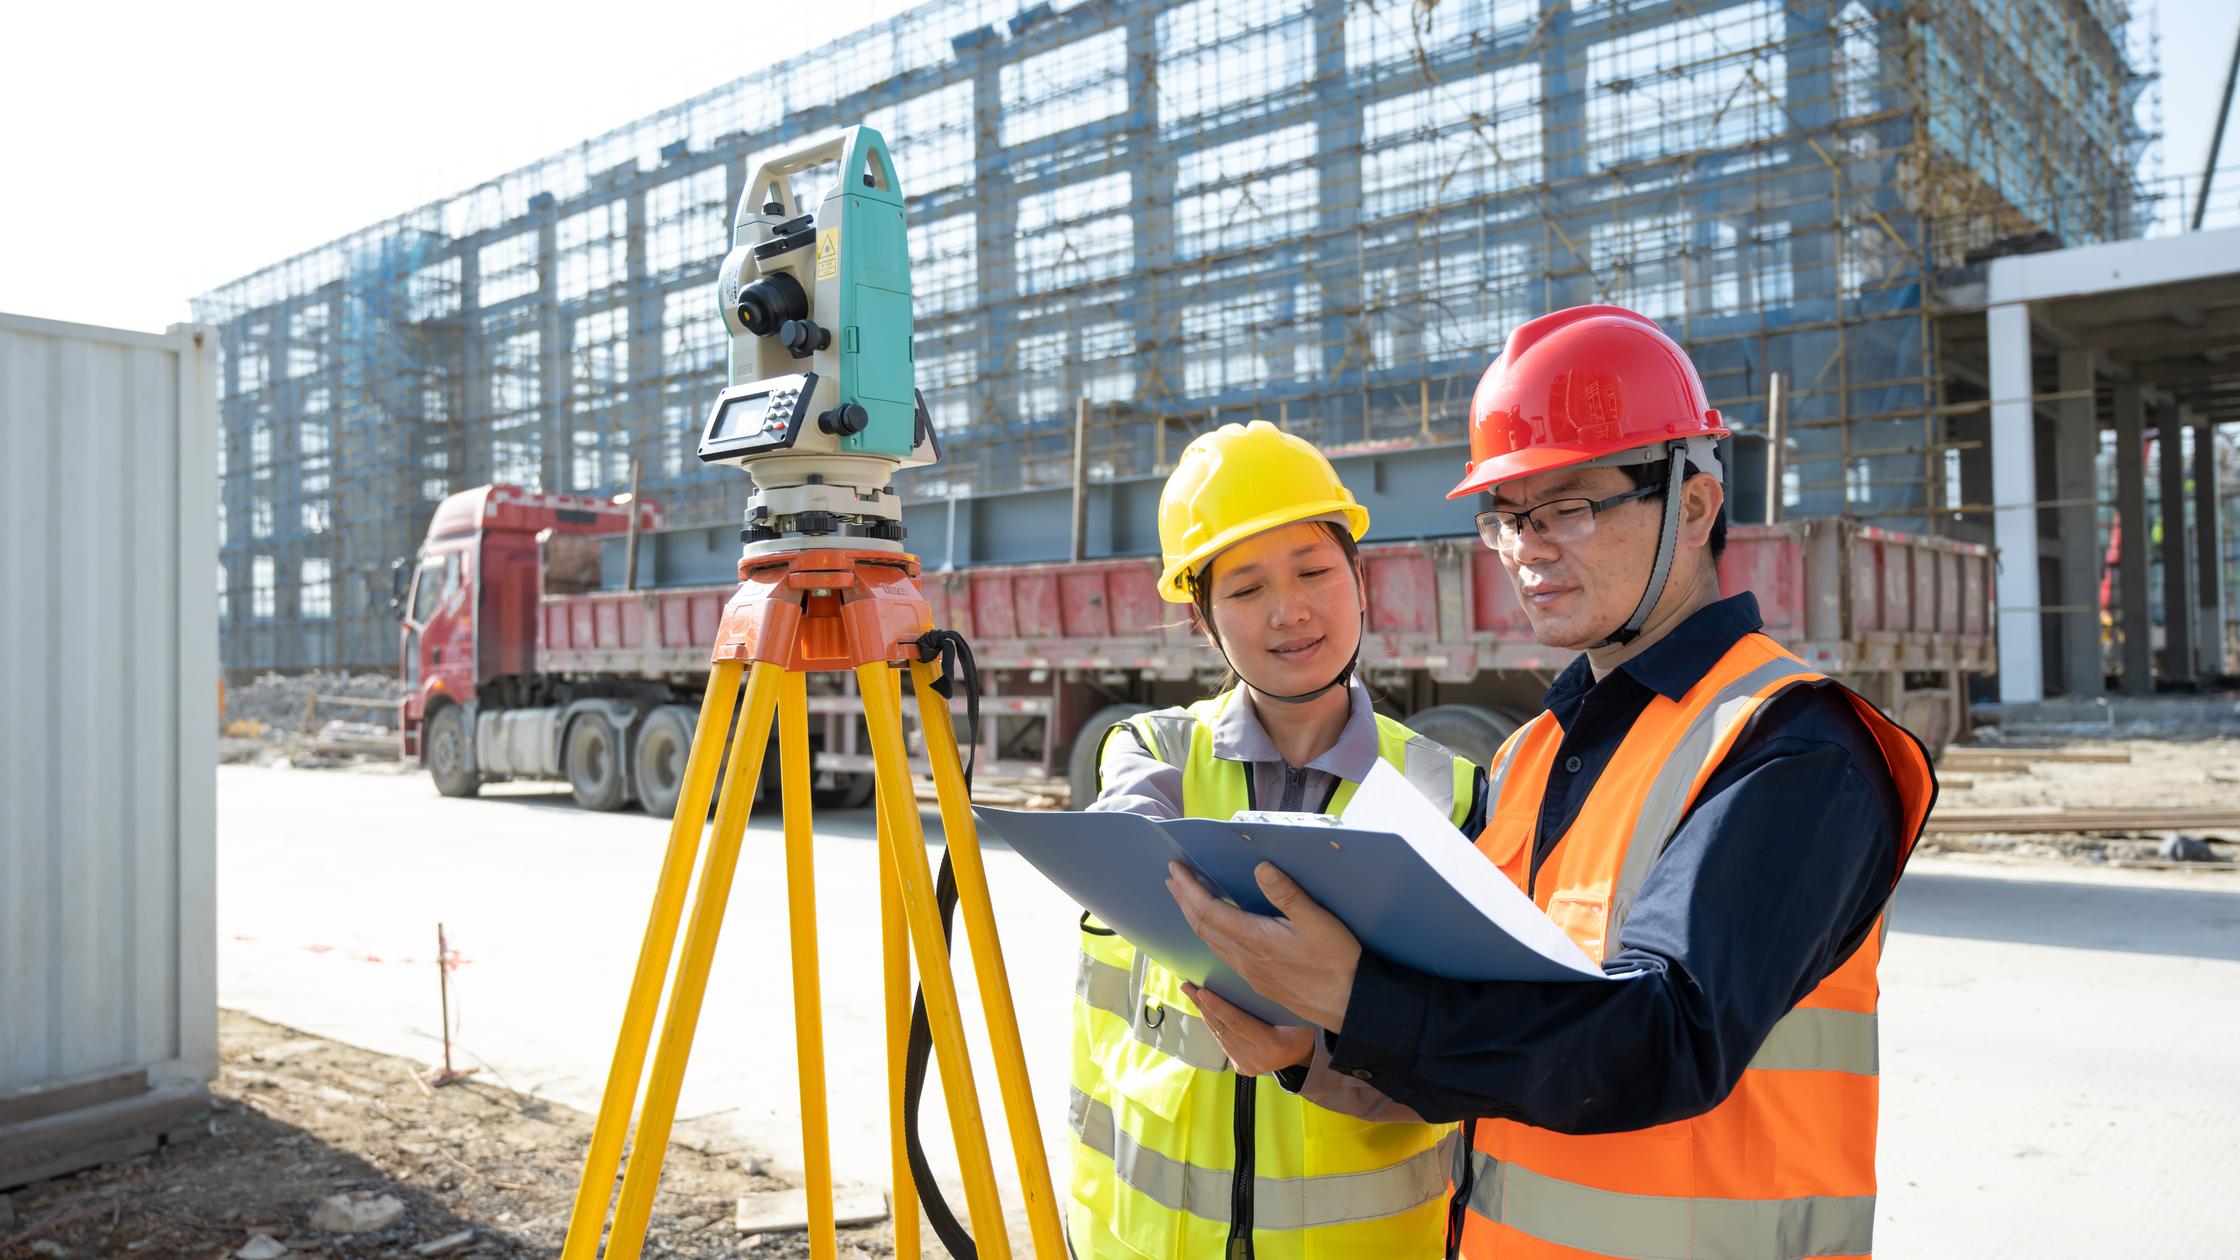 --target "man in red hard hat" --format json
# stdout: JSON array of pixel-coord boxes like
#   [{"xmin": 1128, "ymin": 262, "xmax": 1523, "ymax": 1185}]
[{"xmin": 1169, "ymin": 306, "xmax": 1939, "ymax": 1258}]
